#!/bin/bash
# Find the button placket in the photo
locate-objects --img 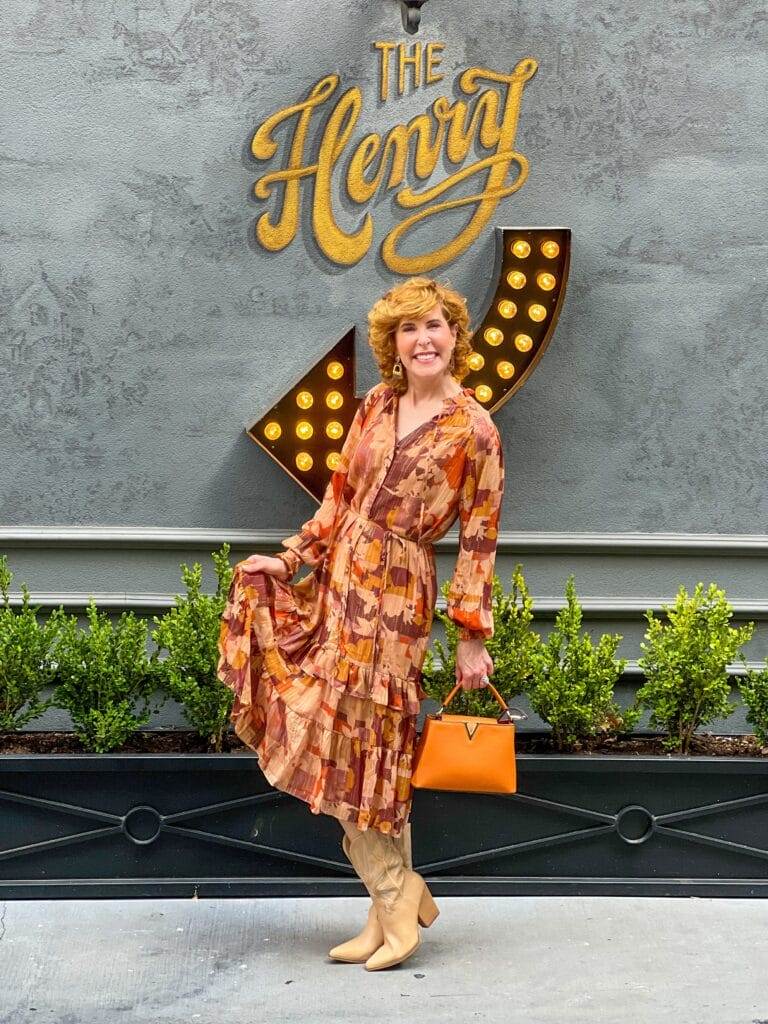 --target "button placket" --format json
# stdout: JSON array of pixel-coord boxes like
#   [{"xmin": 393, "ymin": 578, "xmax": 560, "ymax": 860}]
[
  {"xmin": 365, "ymin": 447, "xmax": 397, "ymax": 521},
  {"xmin": 371, "ymin": 531, "xmax": 404, "ymax": 672}
]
